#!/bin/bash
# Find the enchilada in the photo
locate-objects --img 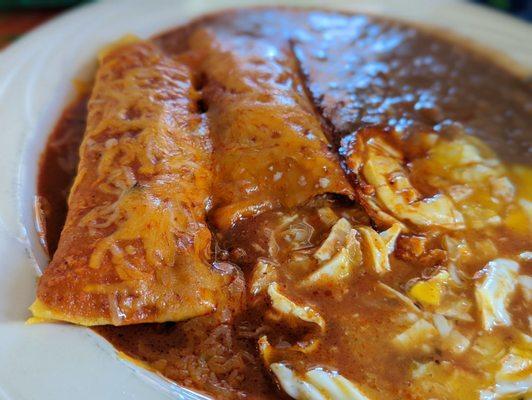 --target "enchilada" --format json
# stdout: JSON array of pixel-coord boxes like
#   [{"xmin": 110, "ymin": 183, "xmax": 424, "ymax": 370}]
[
  {"xmin": 189, "ymin": 28, "xmax": 355, "ymax": 231},
  {"xmin": 31, "ymin": 40, "xmax": 227, "ymax": 326}
]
